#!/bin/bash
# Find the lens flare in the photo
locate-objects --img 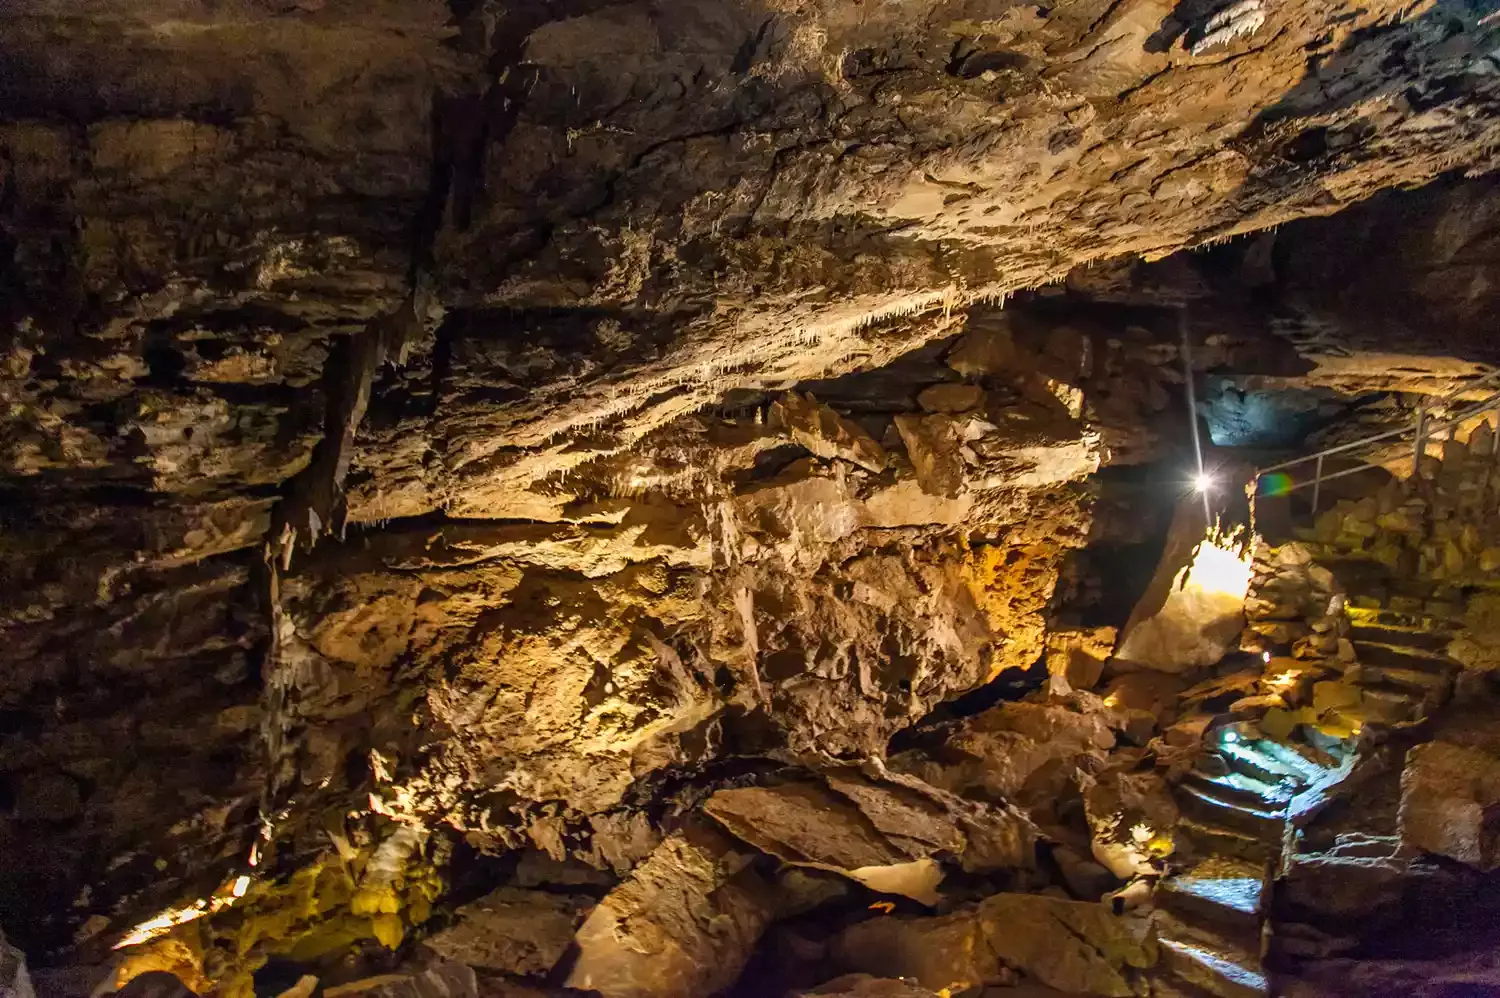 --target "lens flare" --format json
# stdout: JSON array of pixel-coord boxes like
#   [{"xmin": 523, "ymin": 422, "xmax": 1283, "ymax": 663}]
[{"xmin": 1259, "ymin": 472, "xmax": 1294, "ymax": 496}]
